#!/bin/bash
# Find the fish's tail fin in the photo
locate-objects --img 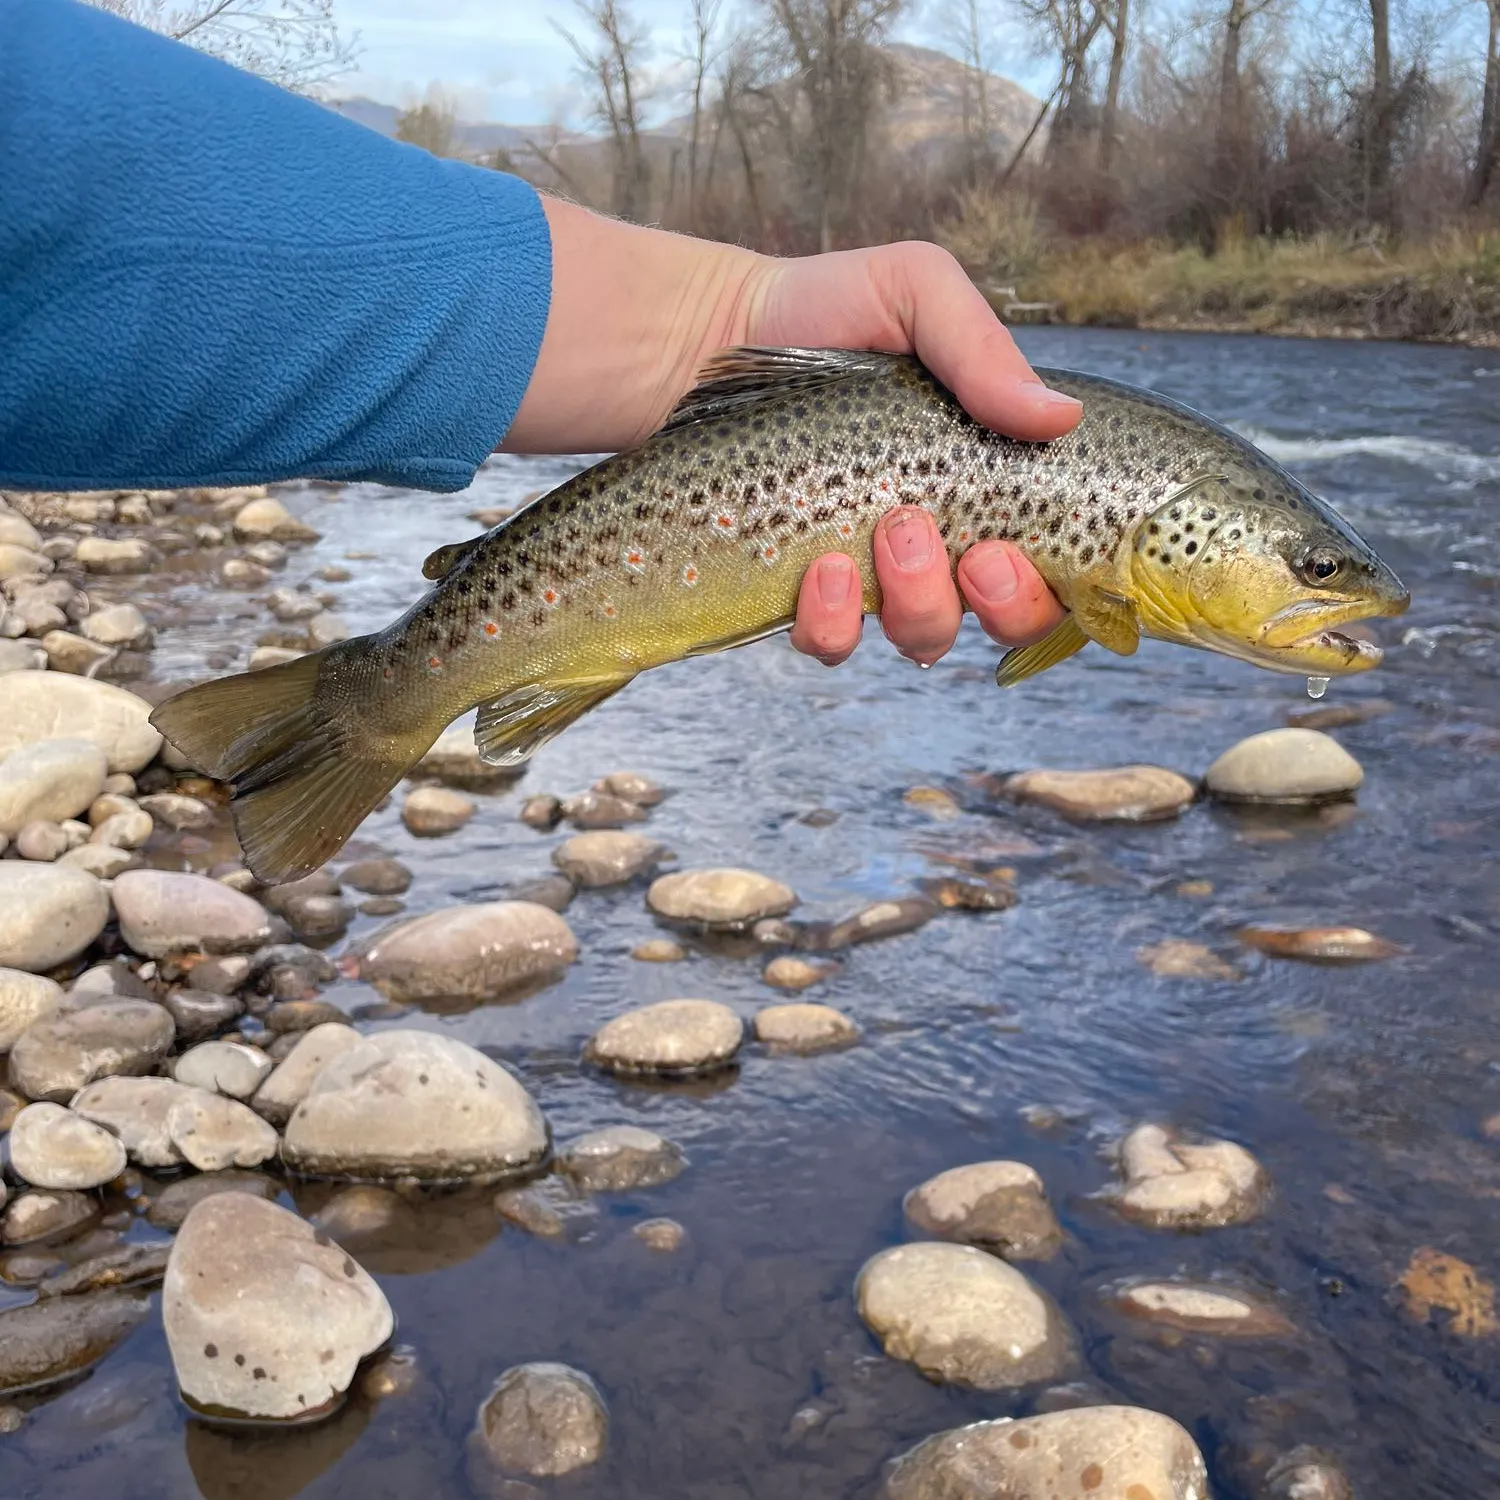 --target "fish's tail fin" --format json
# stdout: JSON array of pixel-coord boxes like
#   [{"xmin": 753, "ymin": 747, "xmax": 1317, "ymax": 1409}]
[{"xmin": 150, "ymin": 650, "xmax": 427, "ymax": 884}]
